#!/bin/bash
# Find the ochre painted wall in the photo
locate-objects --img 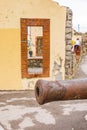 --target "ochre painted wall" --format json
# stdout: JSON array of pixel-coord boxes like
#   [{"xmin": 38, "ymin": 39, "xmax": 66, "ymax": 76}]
[
  {"xmin": 0, "ymin": 29, "xmax": 21, "ymax": 90},
  {"xmin": 0, "ymin": 0, "xmax": 66, "ymax": 89}
]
